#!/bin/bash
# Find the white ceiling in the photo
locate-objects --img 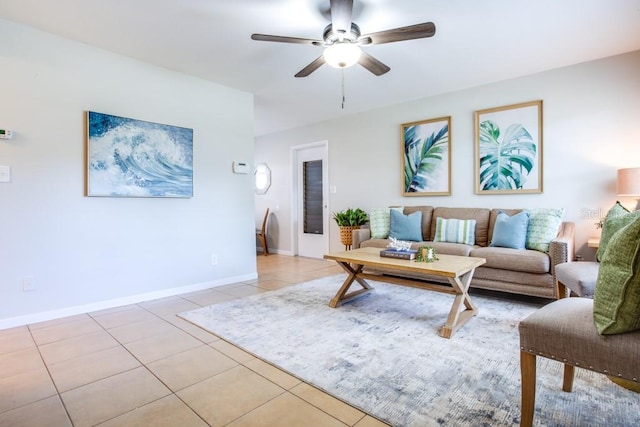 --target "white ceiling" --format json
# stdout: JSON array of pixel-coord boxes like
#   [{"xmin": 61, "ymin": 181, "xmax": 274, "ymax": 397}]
[{"xmin": 1, "ymin": 0, "xmax": 639, "ymax": 136}]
